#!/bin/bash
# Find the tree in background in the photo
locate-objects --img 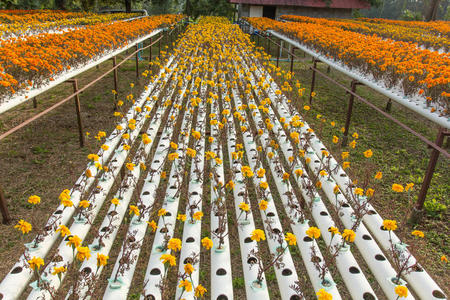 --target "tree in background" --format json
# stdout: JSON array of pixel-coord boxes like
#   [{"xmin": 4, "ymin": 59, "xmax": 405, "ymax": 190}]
[{"xmin": 363, "ymin": 0, "xmax": 448, "ymax": 20}]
